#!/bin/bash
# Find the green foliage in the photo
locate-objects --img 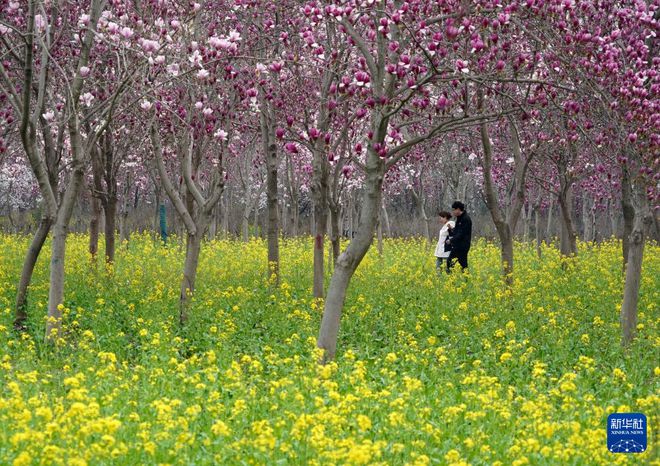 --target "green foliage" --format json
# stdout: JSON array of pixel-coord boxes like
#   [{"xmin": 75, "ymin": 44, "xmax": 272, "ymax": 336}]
[{"xmin": 0, "ymin": 234, "xmax": 657, "ymax": 465}]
